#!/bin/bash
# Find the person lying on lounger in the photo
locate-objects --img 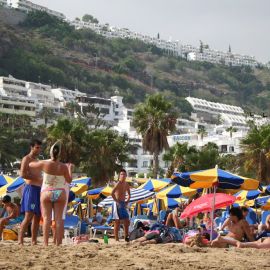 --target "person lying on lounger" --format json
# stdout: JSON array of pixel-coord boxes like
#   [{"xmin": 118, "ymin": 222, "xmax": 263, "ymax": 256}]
[{"xmin": 211, "ymin": 207, "xmax": 255, "ymax": 248}]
